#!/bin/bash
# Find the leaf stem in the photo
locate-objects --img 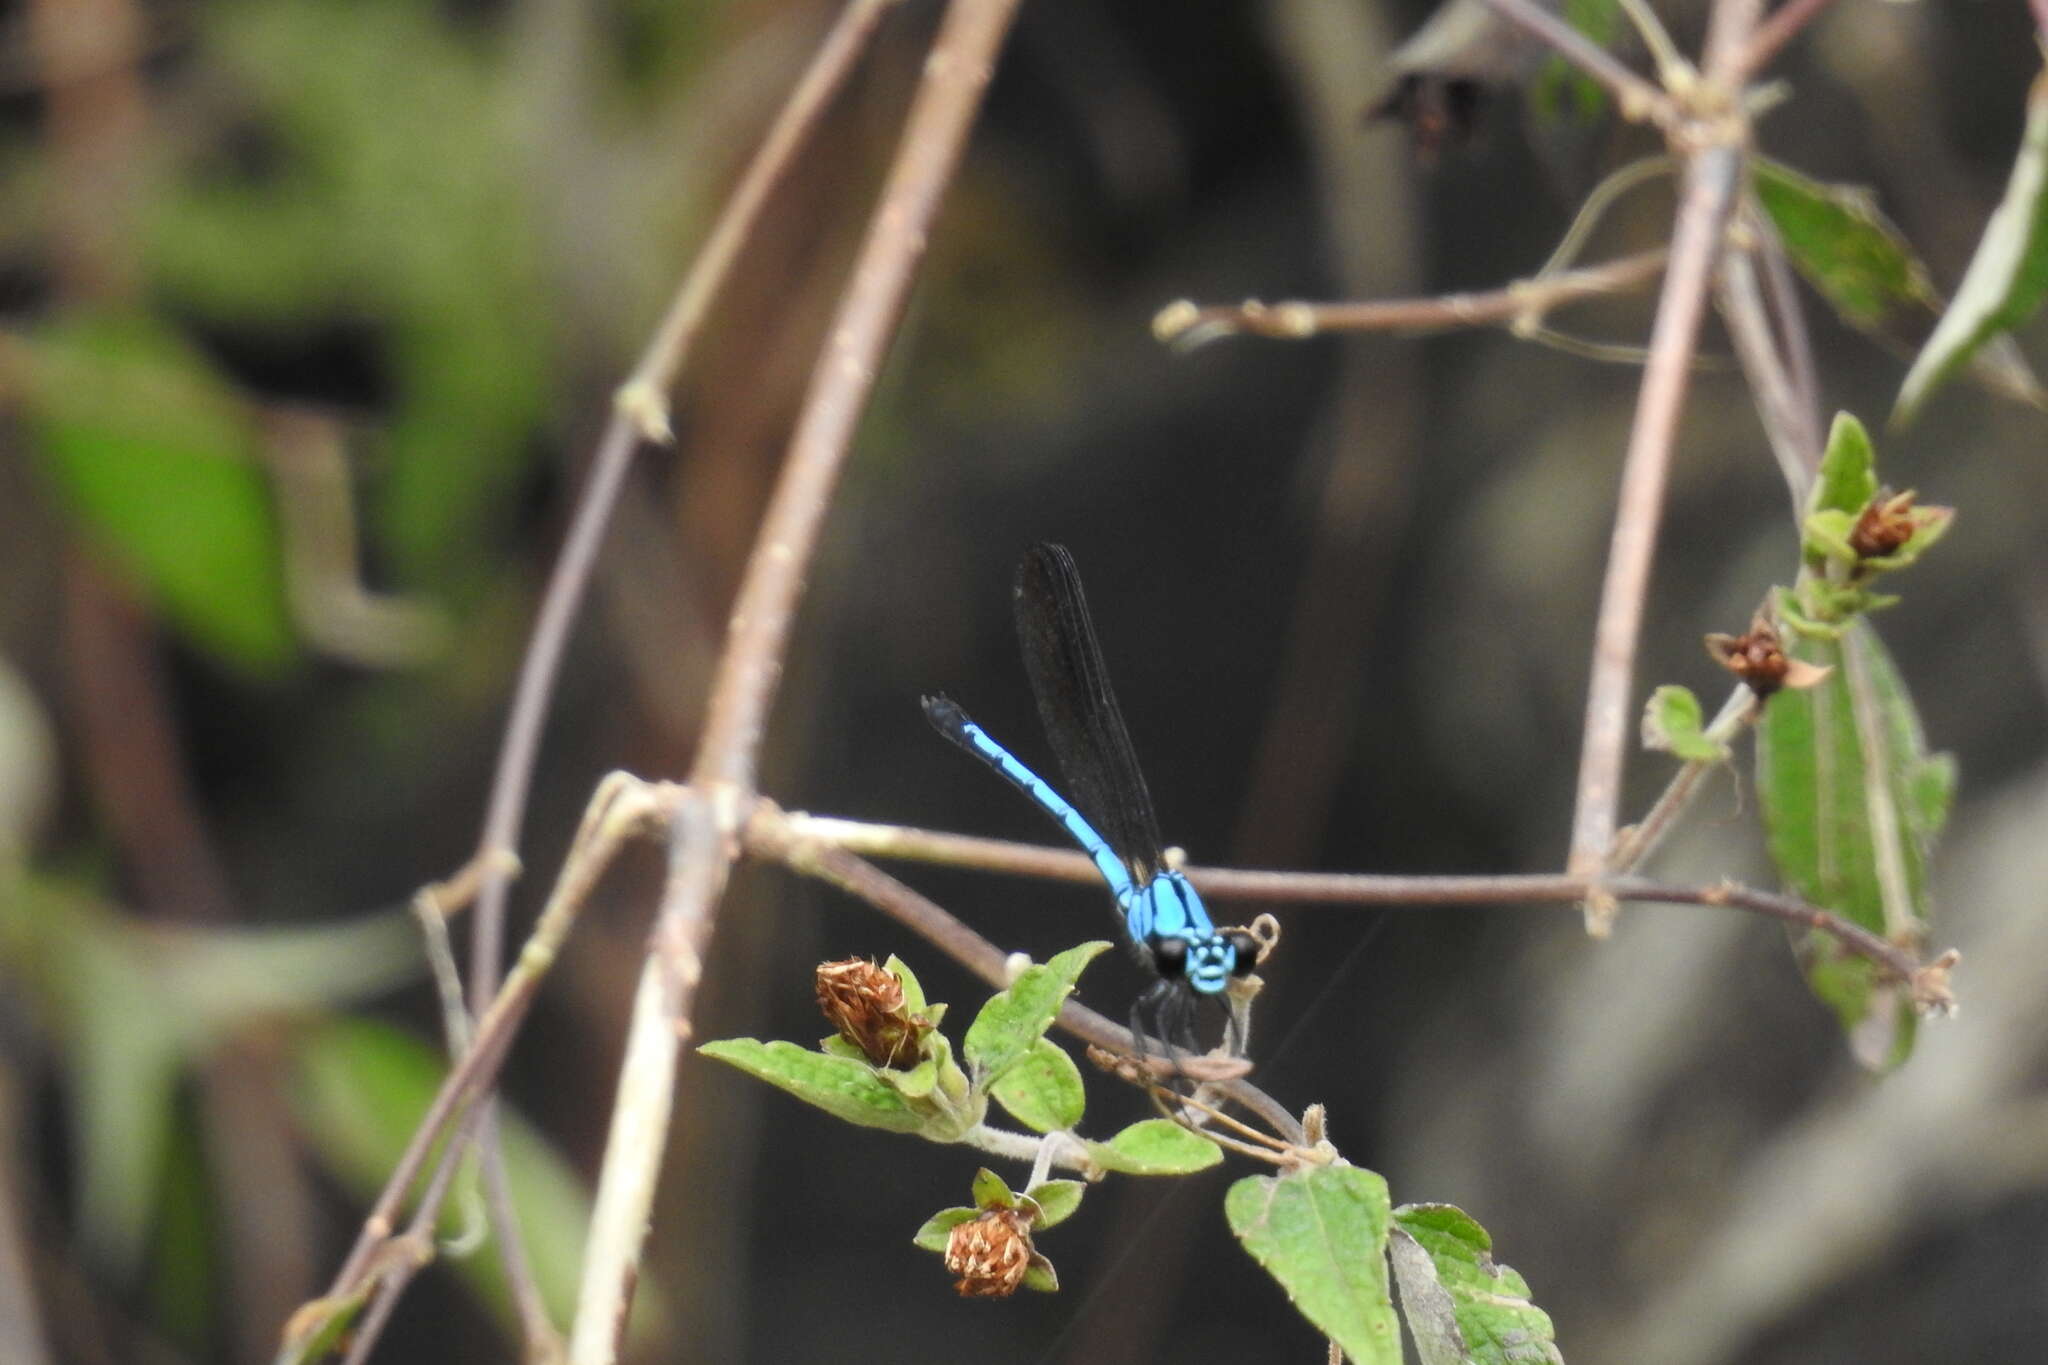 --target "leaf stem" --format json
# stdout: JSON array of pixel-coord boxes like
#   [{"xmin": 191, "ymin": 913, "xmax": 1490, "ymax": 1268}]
[{"xmin": 1476, "ymin": 0, "xmax": 1677, "ymax": 127}]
